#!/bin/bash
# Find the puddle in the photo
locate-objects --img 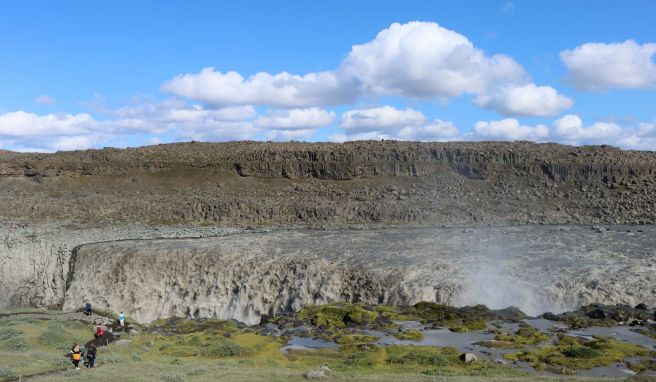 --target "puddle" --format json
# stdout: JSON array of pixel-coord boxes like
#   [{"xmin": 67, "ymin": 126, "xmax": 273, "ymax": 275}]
[
  {"xmin": 524, "ymin": 318, "xmax": 568, "ymax": 331},
  {"xmin": 570, "ymin": 326, "xmax": 656, "ymax": 349},
  {"xmin": 280, "ymin": 336, "xmax": 338, "ymax": 353}
]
